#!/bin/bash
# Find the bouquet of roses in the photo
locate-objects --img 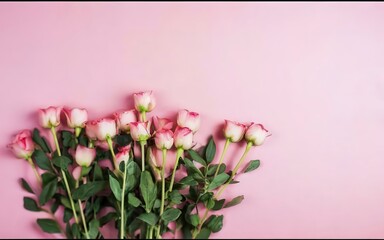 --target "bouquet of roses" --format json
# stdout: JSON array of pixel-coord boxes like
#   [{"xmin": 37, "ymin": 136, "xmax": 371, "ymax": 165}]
[{"xmin": 7, "ymin": 91, "xmax": 270, "ymax": 239}]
